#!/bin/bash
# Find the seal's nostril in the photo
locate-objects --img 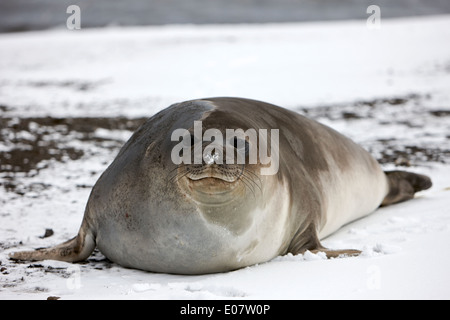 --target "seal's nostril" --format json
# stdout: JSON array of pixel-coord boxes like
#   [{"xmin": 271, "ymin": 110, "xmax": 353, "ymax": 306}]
[
  {"xmin": 203, "ymin": 147, "xmax": 222, "ymax": 165},
  {"xmin": 204, "ymin": 152, "xmax": 215, "ymax": 165}
]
